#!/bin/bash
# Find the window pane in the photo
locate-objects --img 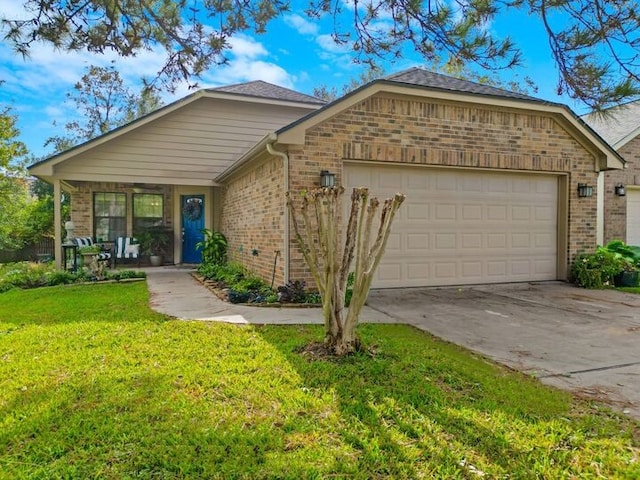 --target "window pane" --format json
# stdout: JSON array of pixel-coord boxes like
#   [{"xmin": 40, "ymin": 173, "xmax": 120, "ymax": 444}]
[
  {"xmin": 134, "ymin": 194, "xmax": 163, "ymax": 218},
  {"xmin": 93, "ymin": 192, "xmax": 126, "ymax": 241},
  {"xmin": 133, "ymin": 194, "xmax": 164, "ymax": 237}
]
